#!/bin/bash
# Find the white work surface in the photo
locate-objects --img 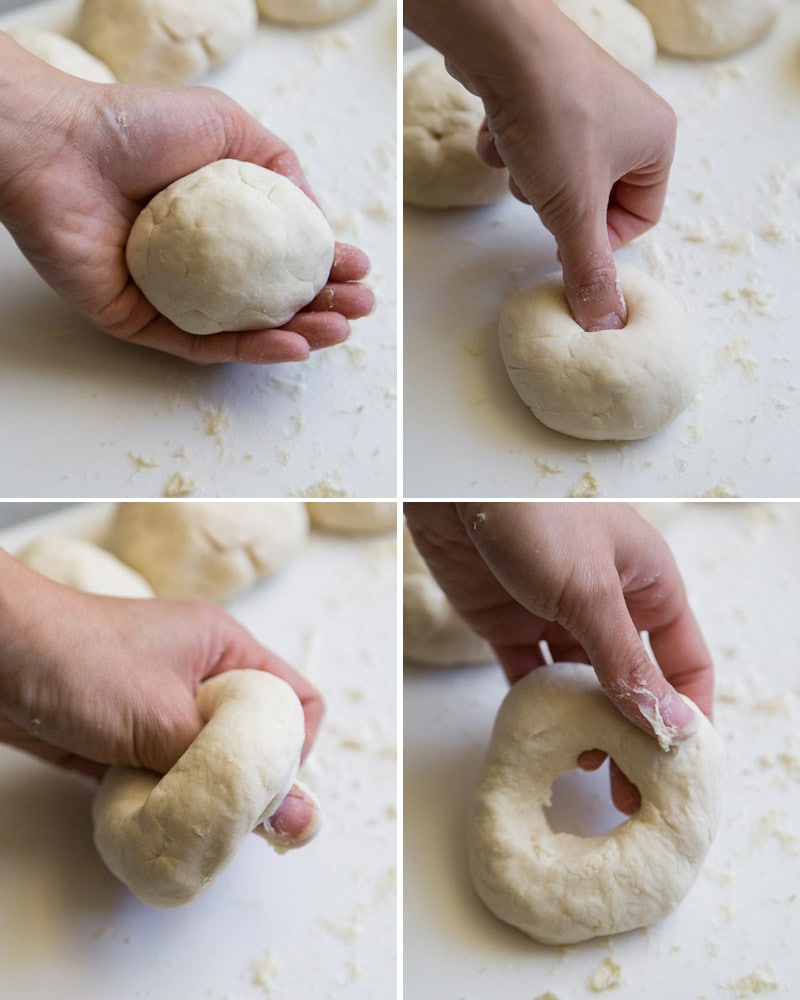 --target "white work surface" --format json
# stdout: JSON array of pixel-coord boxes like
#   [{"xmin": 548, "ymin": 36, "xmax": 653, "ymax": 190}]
[
  {"xmin": 0, "ymin": 502, "xmax": 397, "ymax": 998},
  {"xmin": 405, "ymin": 502, "xmax": 800, "ymax": 998},
  {"xmin": 404, "ymin": 14, "xmax": 800, "ymax": 499},
  {"xmin": 0, "ymin": 0, "xmax": 397, "ymax": 499}
]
